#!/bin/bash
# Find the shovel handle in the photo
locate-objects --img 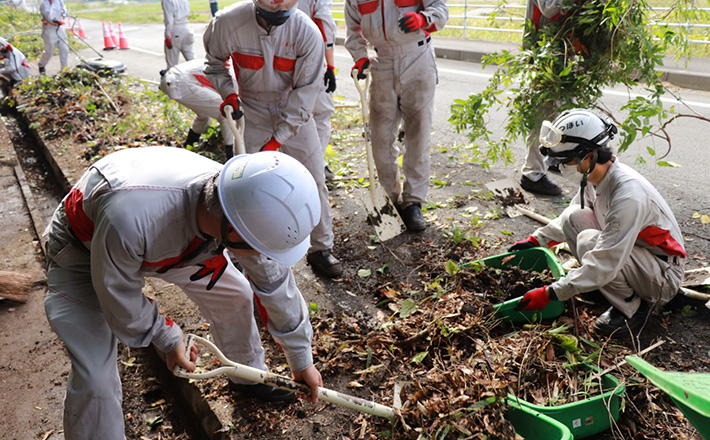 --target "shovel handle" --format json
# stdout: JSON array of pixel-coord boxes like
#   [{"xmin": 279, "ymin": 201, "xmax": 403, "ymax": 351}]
[
  {"xmin": 224, "ymin": 106, "xmax": 245, "ymax": 156},
  {"xmin": 174, "ymin": 334, "xmax": 397, "ymax": 420},
  {"xmin": 351, "ymin": 70, "xmax": 379, "ymax": 203}
]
